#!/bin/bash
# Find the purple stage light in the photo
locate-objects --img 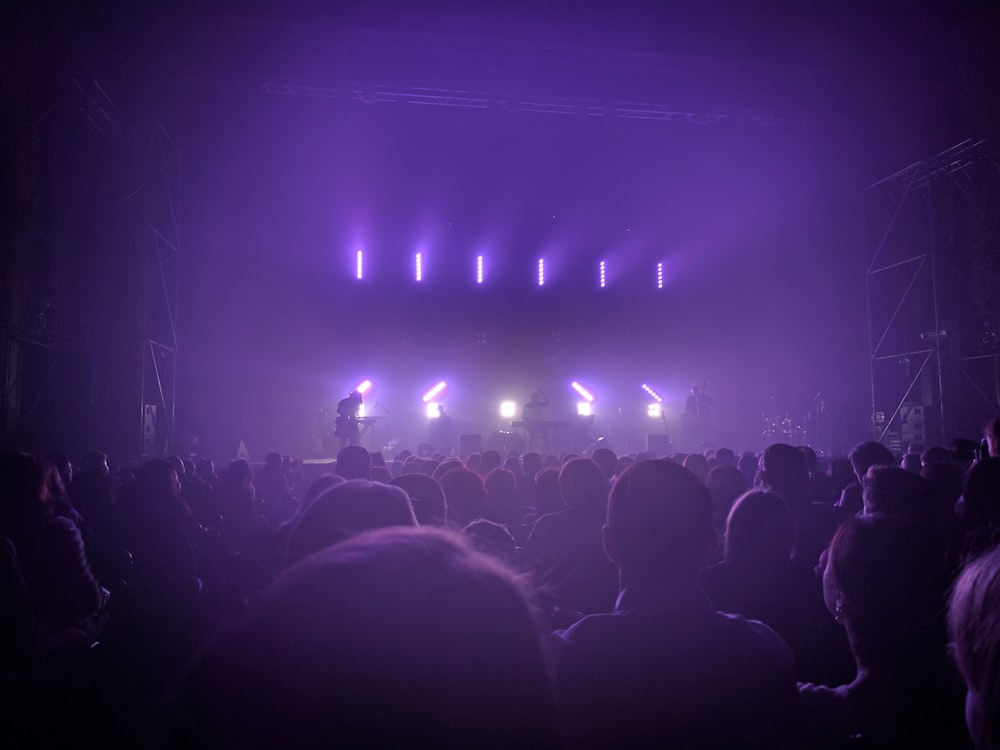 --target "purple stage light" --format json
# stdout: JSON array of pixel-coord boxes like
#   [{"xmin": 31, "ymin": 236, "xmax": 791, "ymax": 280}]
[
  {"xmin": 476, "ymin": 255, "xmax": 484, "ymax": 284},
  {"xmin": 356, "ymin": 249, "xmax": 364, "ymax": 280},
  {"xmin": 570, "ymin": 381, "xmax": 595, "ymax": 402},
  {"xmin": 355, "ymin": 379, "xmax": 373, "ymax": 394},
  {"xmin": 657, "ymin": 262, "xmax": 663, "ymax": 289},
  {"xmin": 599, "ymin": 260, "xmax": 607, "ymax": 288},
  {"xmin": 421, "ymin": 380, "xmax": 447, "ymax": 403},
  {"xmin": 538, "ymin": 258, "xmax": 545, "ymax": 286},
  {"xmin": 415, "ymin": 252, "xmax": 423, "ymax": 282}
]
